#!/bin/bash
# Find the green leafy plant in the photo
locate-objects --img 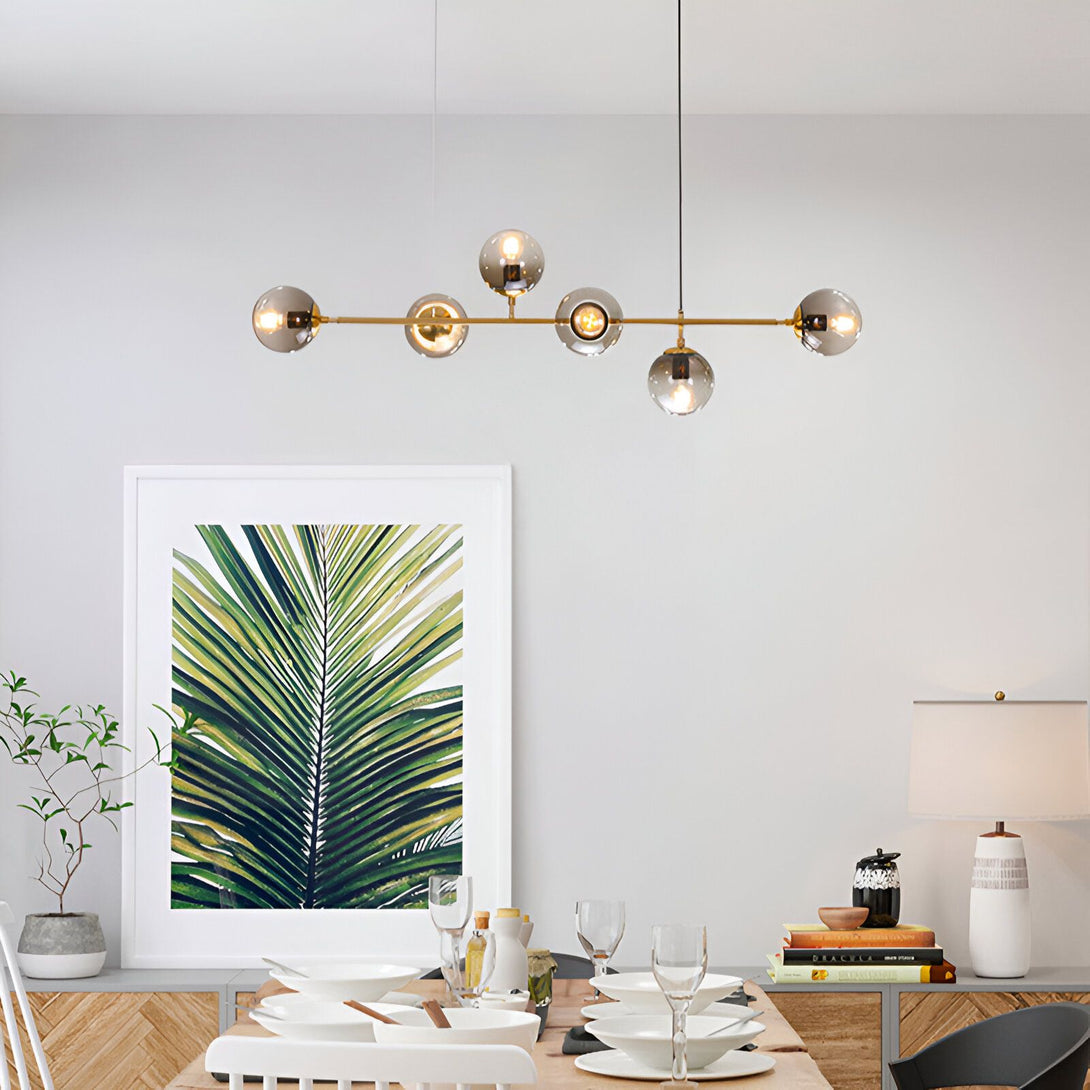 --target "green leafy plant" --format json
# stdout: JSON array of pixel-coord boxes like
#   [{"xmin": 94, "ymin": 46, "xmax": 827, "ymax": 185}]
[
  {"xmin": 0, "ymin": 673, "xmax": 169, "ymax": 914},
  {"xmin": 170, "ymin": 522, "xmax": 464, "ymax": 910}
]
